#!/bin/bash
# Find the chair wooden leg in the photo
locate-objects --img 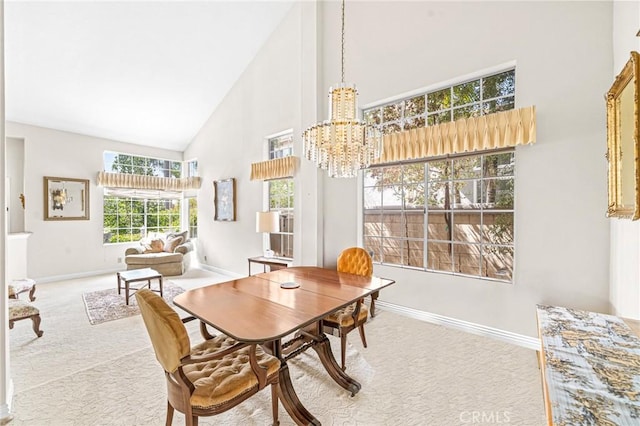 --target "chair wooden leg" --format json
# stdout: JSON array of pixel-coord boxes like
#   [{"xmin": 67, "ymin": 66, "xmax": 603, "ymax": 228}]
[
  {"xmin": 358, "ymin": 324, "xmax": 367, "ymax": 348},
  {"xmin": 165, "ymin": 401, "xmax": 174, "ymax": 426},
  {"xmin": 340, "ymin": 331, "xmax": 347, "ymax": 371},
  {"xmin": 191, "ymin": 415, "xmax": 199, "ymax": 426},
  {"xmin": 31, "ymin": 314, "xmax": 43, "ymax": 338},
  {"xmin": 28, "ymin": 285, "xmax": 37, "ymax": 302},
  {"xmin": 271, "ymin": 382, "xmax": 279, "ymax": 425}
]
